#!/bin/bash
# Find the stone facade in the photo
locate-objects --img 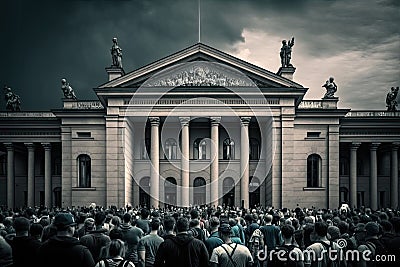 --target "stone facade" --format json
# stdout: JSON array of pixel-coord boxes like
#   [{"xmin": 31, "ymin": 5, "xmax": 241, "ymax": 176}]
[{"xmin": 0, "ymin": 43, "xmax": 399, "ymax": 210}]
